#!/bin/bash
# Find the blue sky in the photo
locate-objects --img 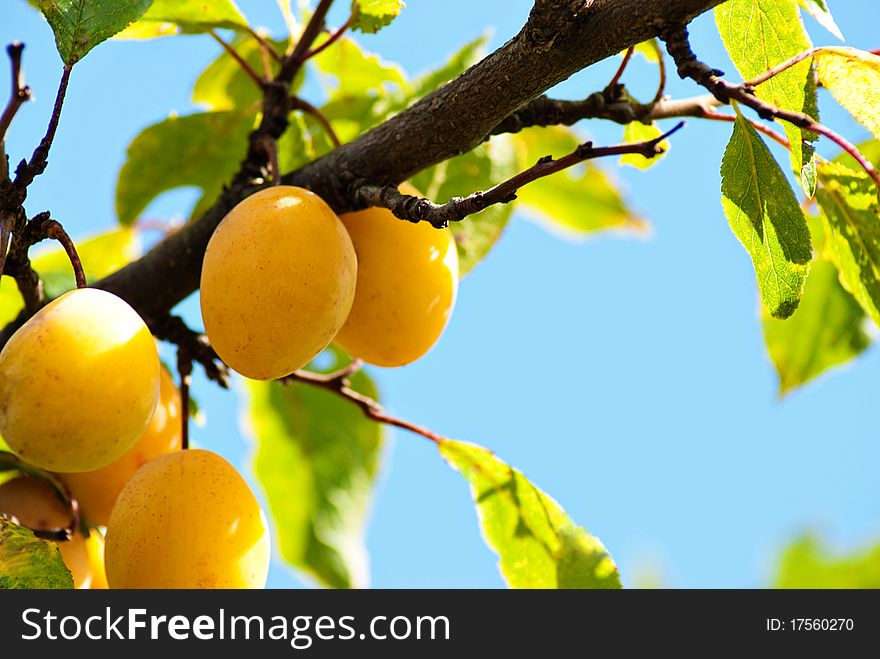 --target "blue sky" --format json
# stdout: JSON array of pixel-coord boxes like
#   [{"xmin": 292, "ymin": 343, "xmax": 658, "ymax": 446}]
[{"xmin": 3, "ymin": 1, "xmax": 878, "ymax": 588}]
